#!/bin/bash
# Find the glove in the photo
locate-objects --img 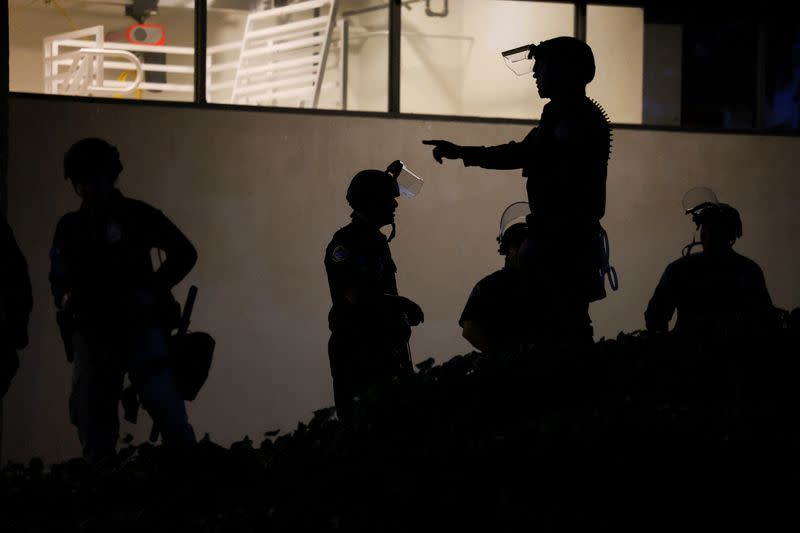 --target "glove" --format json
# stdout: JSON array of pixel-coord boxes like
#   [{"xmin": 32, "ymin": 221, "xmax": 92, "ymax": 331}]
[{"xmin": 422, "ymin": 140, "xmax": 462, "ymax": 164}]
